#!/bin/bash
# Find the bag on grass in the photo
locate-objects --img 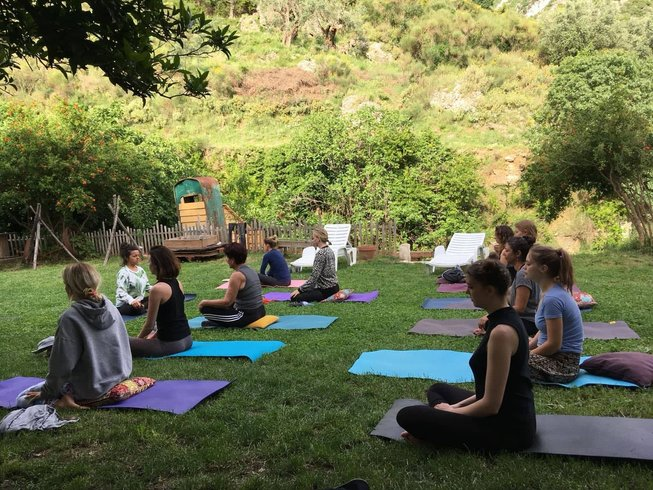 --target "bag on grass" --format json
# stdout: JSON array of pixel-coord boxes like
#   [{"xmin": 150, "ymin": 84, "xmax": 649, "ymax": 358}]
[{"xmin": 441, "ymin": 266, "xmax": 465, "ymax": 284}]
